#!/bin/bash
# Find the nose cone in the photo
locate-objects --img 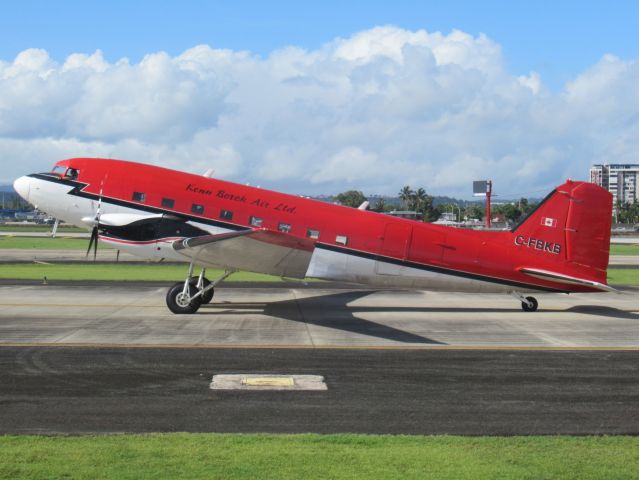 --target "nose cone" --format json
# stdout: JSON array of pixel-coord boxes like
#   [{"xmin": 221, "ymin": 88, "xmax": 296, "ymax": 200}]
[{"xmin": 13, "ymin": 176, "xmax": 31, "ymax": 202}]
